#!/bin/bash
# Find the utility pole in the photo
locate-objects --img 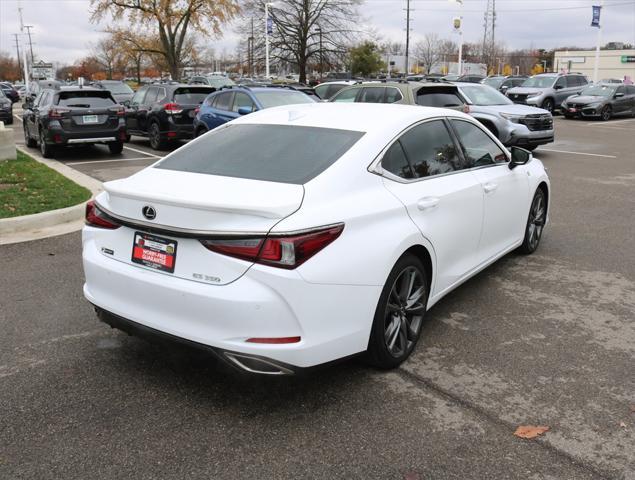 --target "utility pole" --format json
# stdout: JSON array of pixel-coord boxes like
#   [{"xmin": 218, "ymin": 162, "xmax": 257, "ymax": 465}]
[
  {"xmin": 13, "ymin": 34, "xmax": 23, "ymax": 81},
  {"xmin": 482, "ymin": 0, "xmax": 496, "ymax": 73},
  {"xmin": 404, "ymin": 0, "xmax": 412, "ymax": 75},
  {"xmin": 24, "ymin": 25, "xmax": 35, "ymax": 63},
  {"xmin": 18, "ymin": 4, "xmax": 30, "ymax": 95}
]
